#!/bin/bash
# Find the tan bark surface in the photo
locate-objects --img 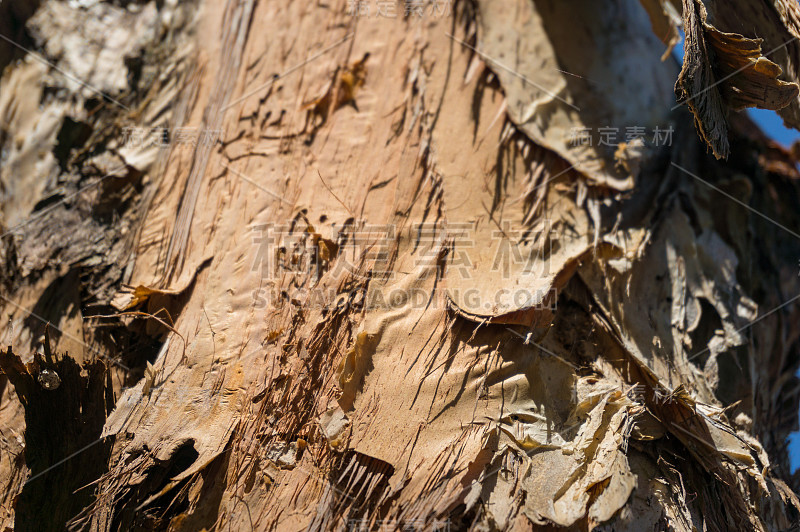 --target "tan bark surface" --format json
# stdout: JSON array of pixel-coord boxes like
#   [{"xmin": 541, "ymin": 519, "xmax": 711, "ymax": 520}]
[{"xmin": 2, "ymin": 0, "xmax": 800, "ymax": 530}]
